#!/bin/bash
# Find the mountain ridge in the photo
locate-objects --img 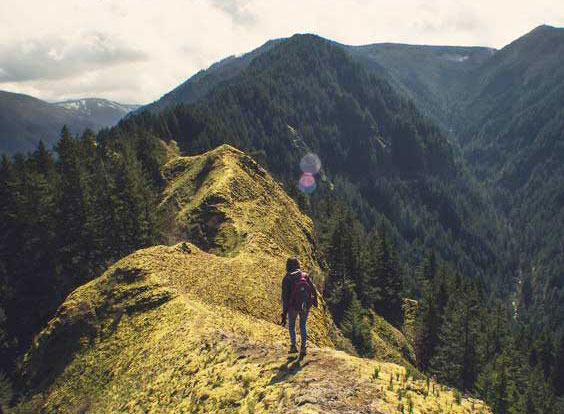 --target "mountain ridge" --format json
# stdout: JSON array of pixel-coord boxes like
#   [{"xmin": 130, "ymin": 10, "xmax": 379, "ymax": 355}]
[
  {"xmin": 0, "ymin": 90, "xmax": 139, "ymax": 155},
  {"xmin": 138, "ymin": 38, "xmax": 285, "ymax": 115},
  {"xmin": 16, "ymin": 144, "xmax": 491, "ymax": 414}
]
